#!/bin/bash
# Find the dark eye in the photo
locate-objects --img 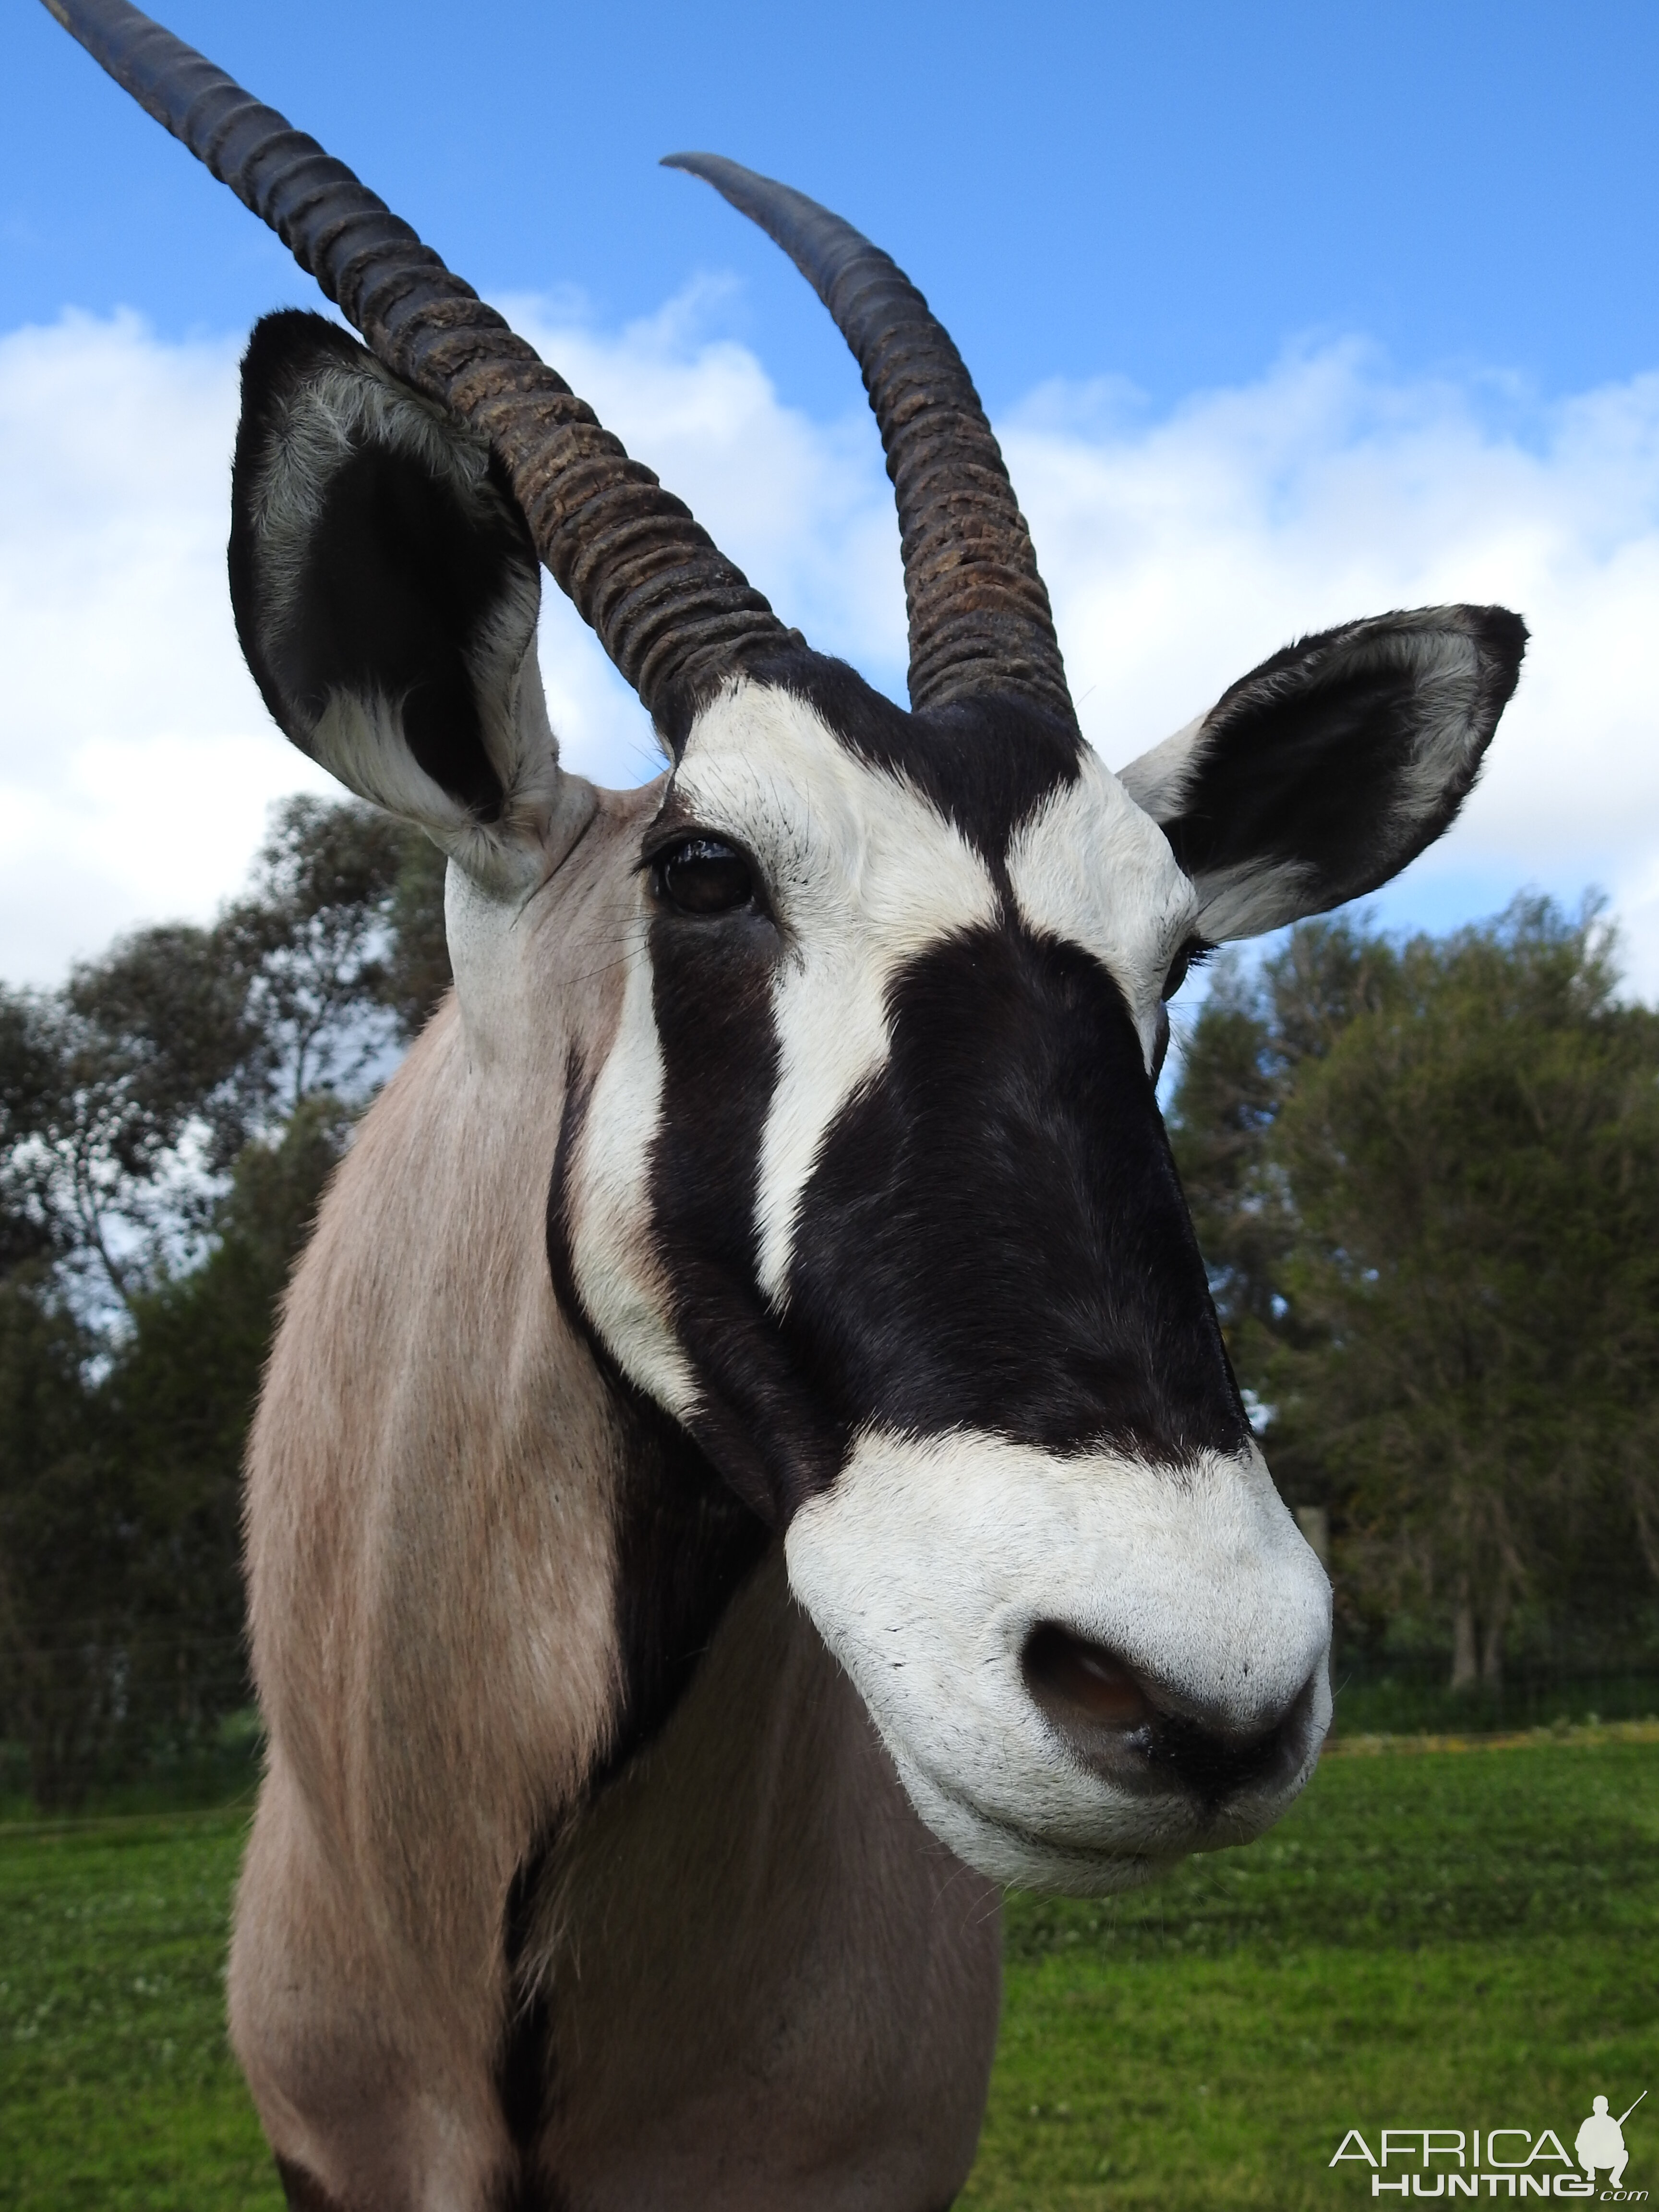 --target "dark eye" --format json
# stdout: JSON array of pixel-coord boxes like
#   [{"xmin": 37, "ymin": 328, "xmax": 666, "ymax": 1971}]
[
  {"xmin": 1151, "ymin": 1003, "xmax": 1172, "ymax": 1083},
  {"xmin": 652, "ymin": 836, "xmax": 756, "ymax": 916},
  {"xmin": 1162, "ymin": 943, "xmax": 1195, "ymax": 1003}
]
